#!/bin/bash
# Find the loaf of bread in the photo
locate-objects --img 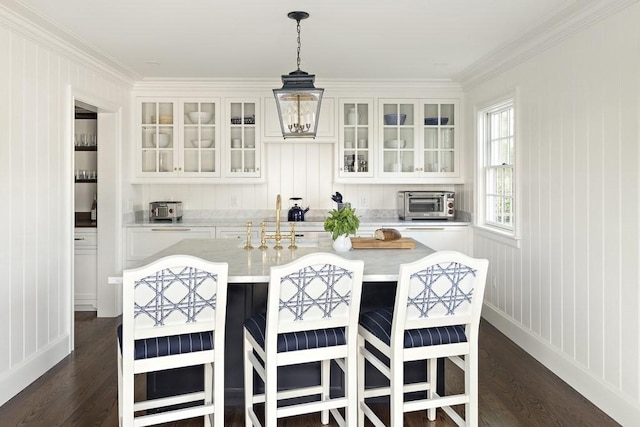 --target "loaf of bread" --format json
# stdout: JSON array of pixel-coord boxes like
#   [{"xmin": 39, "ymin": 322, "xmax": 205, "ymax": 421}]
[{"xmin": 374, "ymin": 228, "xmax": 402, "ymax": 241}]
